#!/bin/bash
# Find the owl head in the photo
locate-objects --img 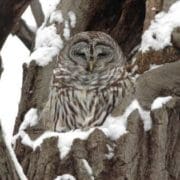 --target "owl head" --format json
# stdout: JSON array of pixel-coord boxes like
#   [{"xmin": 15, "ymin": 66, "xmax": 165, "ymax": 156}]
[{"xmin": 56, "ymin": 31, "xmax": 126, "ymax": 89}]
